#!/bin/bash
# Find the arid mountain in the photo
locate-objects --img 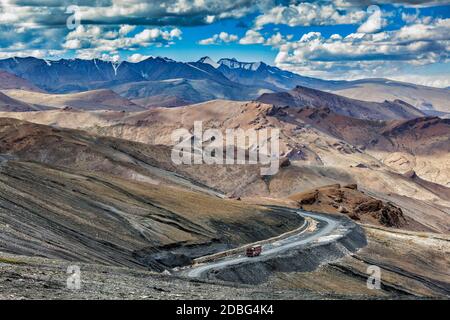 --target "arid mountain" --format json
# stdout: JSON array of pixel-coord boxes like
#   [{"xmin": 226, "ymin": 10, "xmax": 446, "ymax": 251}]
[
  {"xmin": 294, "ymin": 107, "xmax": 450, "ymax": 187},
  {"xmin": 202, "ymin": 57, "xmax": 450, "ymax": 113},
  {"xmin": 0, "ymin": 160, "xmax": 300, "ymax": 271},
  {"xmin": 0, "ymin": 71, "xmax": 43, "ymax": 92},
  {"xmin": 0, "ymin": 91, "xmax": 53, "ymax": 112},
  {"xmin": 201, "ymin": 58, "xmax": 450, "ymax": 114},
  {"xmin": 0, "ymin": 104, "xmax": 448, "ymax": 299},
  {"xmin": 0, "ymin": 57, "xmax": 447, "ymax": 113},
  {"xmin": 0, "ymin": 117, "xmax": 224, "ymax": 196},
  {"xmin": 1, "ymin": 101, "xmax": 448, "ymax": 235},
  {"xmin": 257, "ymin": 85, "xmax": 425, "ymax": 120},
  {"xmin": 111, "ymin": 78, "xmax": 270, "ymax": 107},
  {"xmin": 0, "ymin": 57, "xmax": 235, "ymax": 93},
  {"xmin": 330, "ymin": 79, "xmax": 450, "ymax": 114},
  {"xmin": 2, "ymin": 89, "xmax": 144, "ymax": 111},
  {"xmin": 0, "ymin": 117, "xmax": 305, "ymax": 270},
  {"xmin": 213, "ymin": 57, "xmax": 334, "ymax": 92}
]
